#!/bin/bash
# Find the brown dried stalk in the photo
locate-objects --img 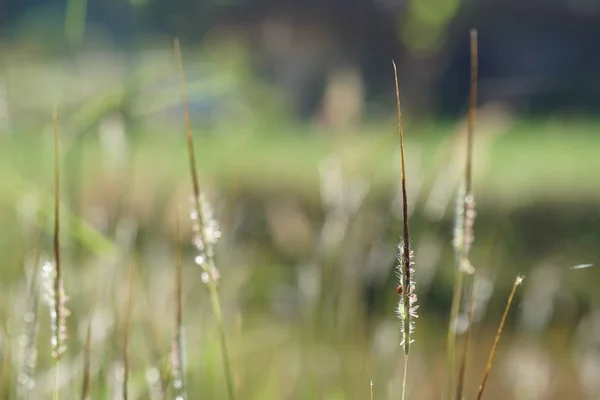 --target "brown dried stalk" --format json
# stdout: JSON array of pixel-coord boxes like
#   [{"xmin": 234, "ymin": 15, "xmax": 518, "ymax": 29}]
[
  {"xmin": 476, "ymin": 275, "xmax": 524, "ymax": 400},
  {"xmin": 80, "ymin": 320, "xmax": 92, "ymax": 400},
  {"xmin": 393, "ymin": 60, "xmax": 417, "ymax": 400},
  {"xmin": 455, "ymin": 277, "xmax": 477, "ymax": 400},
  {"xmin": 50, "ymin": 106, "xmax": 69, "ymax": 400},
  {"xmin": 122, "ymin": 262, "xmax": 135, "ymax": 400},
  {"xmin": 52, "ymin": 106, "xmax": 68, "ymax": 361},
  {"xmin": 174, "ymin": 38, "xmax": 235, "ymax": 400},
  {"xmin": 171, "ymin": 208, "xmax": 187, "ymax": 399},
  {"xmin": 447, "ymin": 29, "xmax": 478, "ymax": 395}
]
